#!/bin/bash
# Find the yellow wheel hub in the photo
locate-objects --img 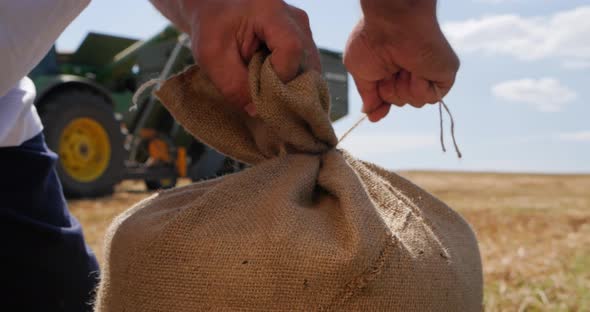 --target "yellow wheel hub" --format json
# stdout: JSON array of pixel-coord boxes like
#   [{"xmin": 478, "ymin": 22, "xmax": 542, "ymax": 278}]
[{"xmin": 58, "ymin": 117, "xmax": 111, "ymax": 182}]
